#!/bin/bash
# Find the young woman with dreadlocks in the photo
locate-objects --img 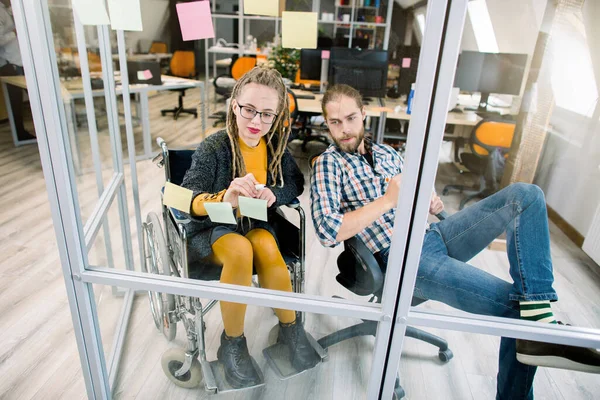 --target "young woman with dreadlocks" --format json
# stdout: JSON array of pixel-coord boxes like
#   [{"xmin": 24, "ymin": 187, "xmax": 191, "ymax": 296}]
[{"xmin": 181, "ymin": 66, "xmax": 319, "ymax": 389}]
